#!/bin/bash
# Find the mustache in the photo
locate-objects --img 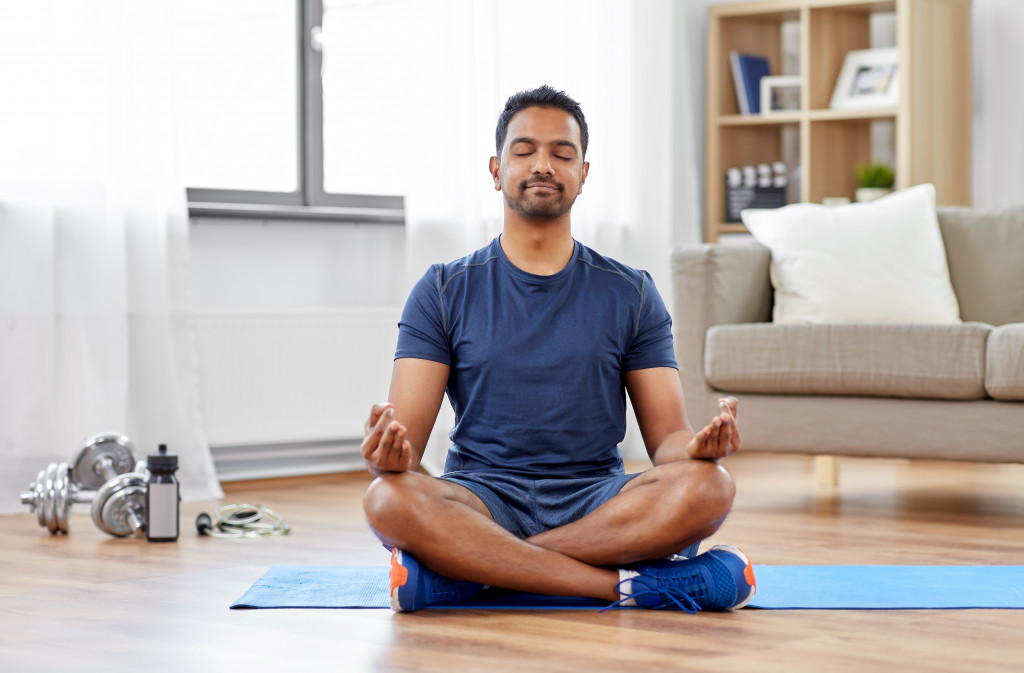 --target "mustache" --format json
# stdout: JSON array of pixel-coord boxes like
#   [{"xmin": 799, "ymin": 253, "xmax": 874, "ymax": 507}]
[{"xmin": 521, "ymin": 177, "xmax": 563, "ymax": 191}]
